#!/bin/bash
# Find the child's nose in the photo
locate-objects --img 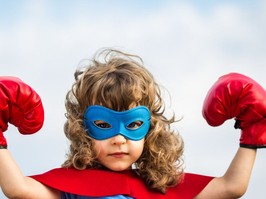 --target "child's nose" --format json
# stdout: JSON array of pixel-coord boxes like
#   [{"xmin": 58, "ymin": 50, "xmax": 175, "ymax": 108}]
[{"xmin": 111, "ymin": 134, "xmax": 126, "ymax": 145}]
